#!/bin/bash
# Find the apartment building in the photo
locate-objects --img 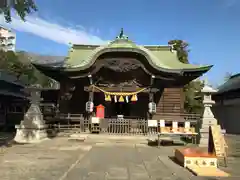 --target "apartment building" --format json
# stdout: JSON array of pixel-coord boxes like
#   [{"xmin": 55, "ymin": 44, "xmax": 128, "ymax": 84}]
[{"xmin": 0, "ymin": 26, "xmax": 16, "ymax": 51}]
